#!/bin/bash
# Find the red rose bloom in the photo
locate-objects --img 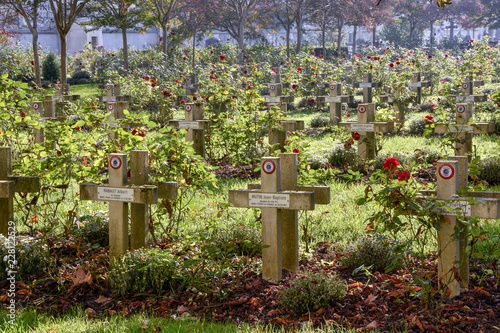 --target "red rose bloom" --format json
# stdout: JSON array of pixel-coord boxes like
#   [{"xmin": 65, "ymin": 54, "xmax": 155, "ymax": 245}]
[
  {"xmin": 293, "ymin": 148, "xmax": 300, "ymax": 153},
  {"xmin": 297, "ymin": 67, "xmax": 302, "ymax": 72},
  {"xmin": 383, "ymin": 157, "xmax": 399, "ymax": 171},
  {"xmin": 220, "ymin": 55, "xmax": 225, "ymax": 61},
  {"xmin": 398, "ymin": 170, "xmax": 411, "ymax": 182},
  {"xmin": 20, "ymin": 111, "xmax": 27, "ymax": 117},
  {"xmin": 352, "ymin": 132, "xmax": 361, "ymax": 141},
  {"xmin": 346, "ymin": 113, "xmax": 351, "ymax": 118},
  {"xmin": 292, "ymin": 84, "xmax": 297, "ymax": 89},
  {"xmin": 425, "ymin": 115, "xmax": 433, "ymax": 120},
  {"xmin": 389, "ymin": 63, "xmax": 394, "ymax": 68}
]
